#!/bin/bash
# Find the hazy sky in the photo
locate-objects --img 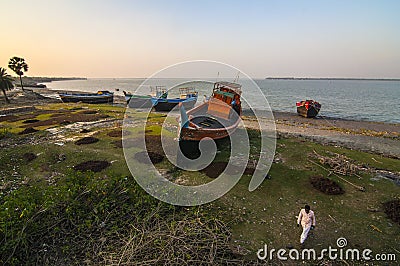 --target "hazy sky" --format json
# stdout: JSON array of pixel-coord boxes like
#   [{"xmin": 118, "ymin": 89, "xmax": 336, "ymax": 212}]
[{"xmin": 1, "ymin": 0, "xmax": 399, "ymax": 78}]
